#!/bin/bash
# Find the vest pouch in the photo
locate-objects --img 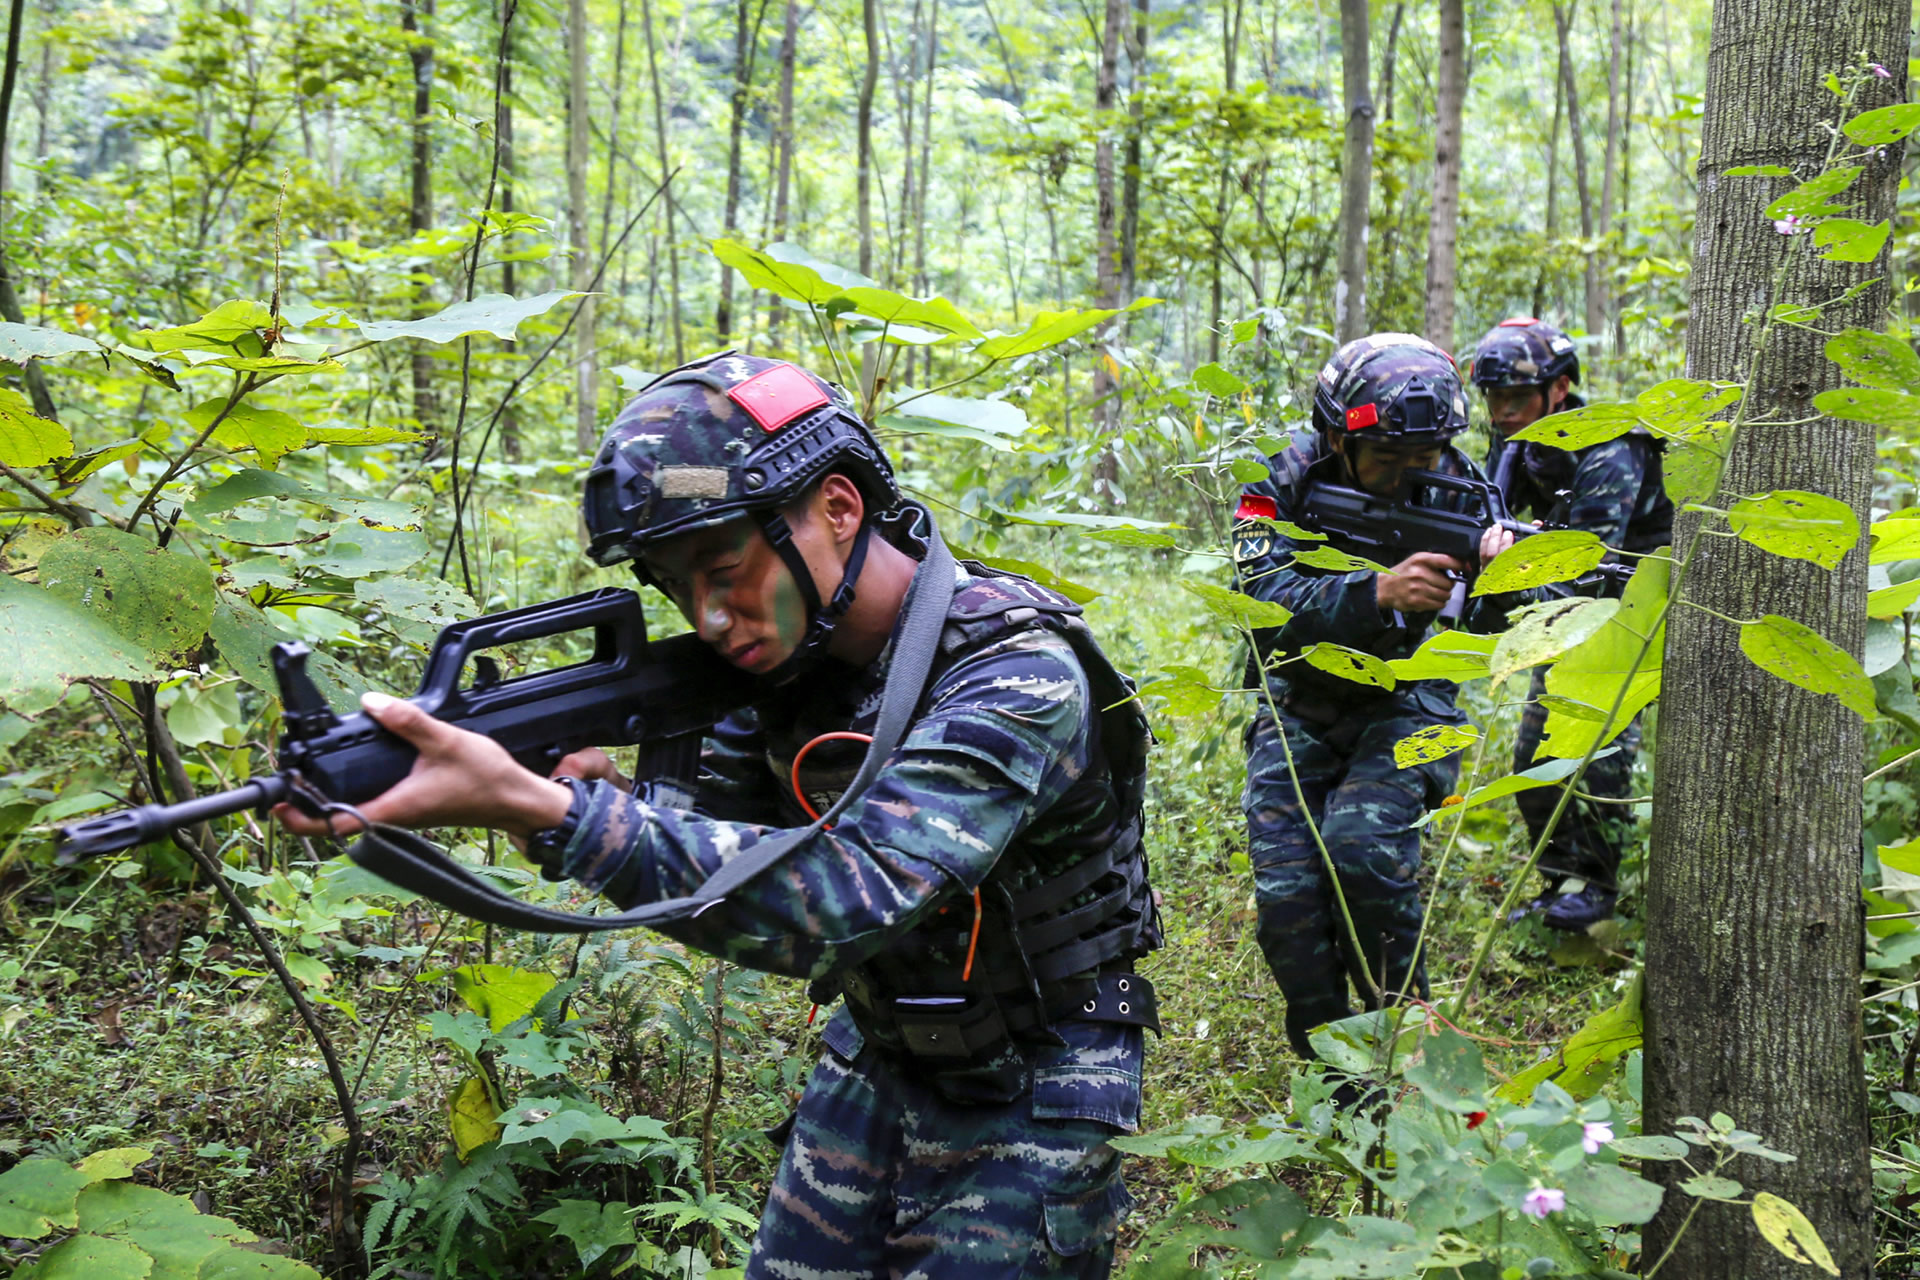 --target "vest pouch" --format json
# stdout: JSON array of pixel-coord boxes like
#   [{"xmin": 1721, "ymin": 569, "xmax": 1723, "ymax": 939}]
[{"xmin": 892, "ymin": 994, "xmax": 1010, "ymax": 1064}]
